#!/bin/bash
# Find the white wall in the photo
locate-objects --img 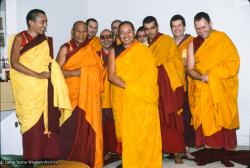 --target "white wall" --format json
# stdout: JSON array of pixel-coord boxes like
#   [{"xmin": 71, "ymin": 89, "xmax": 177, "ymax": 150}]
[
  {"xmin": 7, "ymin": 0, "xmax": 88, "ymax": 56},
  {"xmin": 87, "ymin": 0, "xmax": 250, "ymax": 146},
  {"xmin": 3, "ymin": 0, "xmax": 250, "ymax": 147}
]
